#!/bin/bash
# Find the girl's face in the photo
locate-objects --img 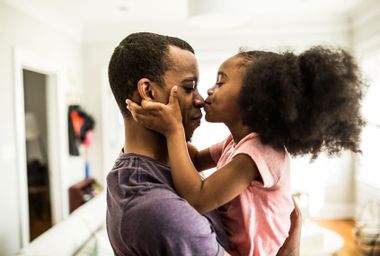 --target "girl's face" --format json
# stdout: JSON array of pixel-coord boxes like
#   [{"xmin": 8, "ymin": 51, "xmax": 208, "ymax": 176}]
[{"xmin": 204, "ymin": 56, "xmax": 245, "ymax": 125}]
